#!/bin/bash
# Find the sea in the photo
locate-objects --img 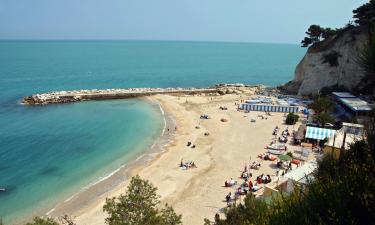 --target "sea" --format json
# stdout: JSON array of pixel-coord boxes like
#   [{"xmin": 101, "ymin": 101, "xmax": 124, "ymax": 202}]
[{"xmin": 0, "ymin": 40, "xmax": 305, "ymax": 224}]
